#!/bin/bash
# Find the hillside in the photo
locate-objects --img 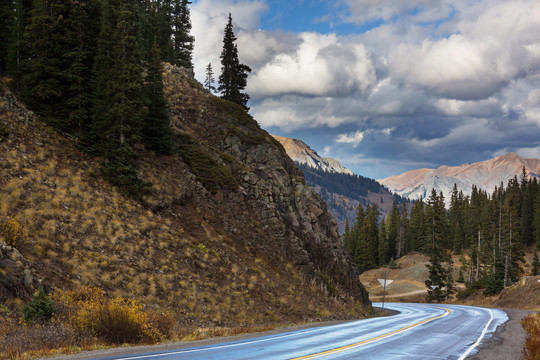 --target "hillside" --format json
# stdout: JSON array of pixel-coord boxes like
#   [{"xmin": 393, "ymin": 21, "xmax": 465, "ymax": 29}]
[
  {"xmin": 297, "ymin": 163, "xmax": 408, "ymax": 233},
  {"xmin": 0, "ymin": 64, "xmax": 370, "ymax": 337},
  {"xmin": 379, "ymin": 152, "xmax": 540, "ymax": 201}
]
